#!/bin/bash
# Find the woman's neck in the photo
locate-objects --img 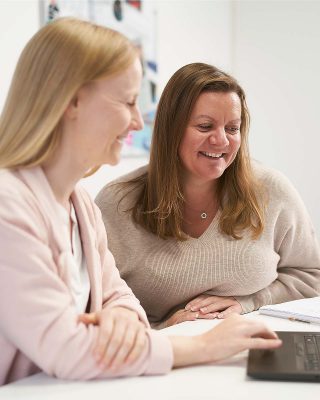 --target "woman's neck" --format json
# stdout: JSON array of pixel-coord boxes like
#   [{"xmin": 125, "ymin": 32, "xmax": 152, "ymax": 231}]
[
  {"xmin": 42, "ymin": 146, "xmax": 88, "ymax": 211},
  {"xmin": 182, "ymin": 178, "xmax": 218, "ymax": 207},
  {"xmin": 181, "ymin": 179, "xmax": 220, "ymax": 238}
]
